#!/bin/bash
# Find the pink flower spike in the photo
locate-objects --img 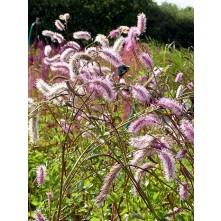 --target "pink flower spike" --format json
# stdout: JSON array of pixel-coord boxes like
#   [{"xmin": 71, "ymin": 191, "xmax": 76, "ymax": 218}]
[
  {"xmin": 179, "ymin": 182, "xmax": 189, "ymax": 201},
  {"xmin": 42, "ymin": 30, "xmax": 54, "ymax": 38},
  {"xmin": 34, "ymin": 210, "xmax": 47, "ymax": 221},
  {"xmin": 109, "ymin": 29, "xmax": 119, "ymax": 39},
  {"xmin": 157, "ymin": 97, "xmax": 183, "ymax": 116},
  {"xmin": 176, "ymin": 148, "xmax": 188, "ymax": 160},
  {"xmin": 128, "ymin": 114, "xmax": 161, "ymax": 134},
  {"xmin": 36, "ymin": 165, "xmax": 46, "ymax": 186},
  {"xmin": 151, "ymin": 137, "xmax": 170, "ymax": 150},
  {"xmin": 130, "ymin": 134, "xmax": 154, "ymax": 149},
  {"xmin": 180, "ymin": 119, "xmax": 194, "ymax": 142},
  {"xmin": 94, "ymin": 164, "xmax": 121, "ymax": 205},
  {"xmin": 53, "ymin": 32, "xmax": 64, "ymax": 43},
  {"xmin": 125, "ymin": 26, "xmax": 139, "ymax": 51},
  {"xmin": 175, "ymin": 72, "xmax": 183, "ymax": 82},
  {"xmin": 73, "ymin": 31, "xmax": 91, "ymax": 40},
  {"xmin": 89, "ymin": 77, "xmax": 116, "ymax": 101},
  {"xmin": 55, "ymin": 19, "xmax": 65, "ymax": 31},
  {"xmin": 158, "ymin": 150, "xmax": 175, "ymax": 181},
  {"xmin": 99, "ymin": 48, "xmax": 123, "ymax": 67},
  {"xmin": 131, "ymin": 83, "xmax": 150, "ymax": 102},
  {"xmin": 132, "ymin": 163, "xmax": 154, "ymax": 195},
  {"xmin": 139, "ymin": 52, "xmax": 153, "ymax": 68},
  {"xmin": 60, "ymin": 48, "xmax": 76, "ymax": 62},
  {"xmin": 137, "ymin": 13, "xmax": 147, "ymax": 34}
]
